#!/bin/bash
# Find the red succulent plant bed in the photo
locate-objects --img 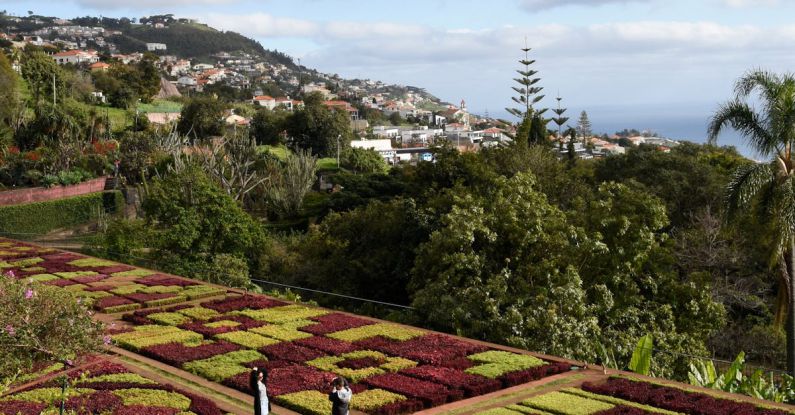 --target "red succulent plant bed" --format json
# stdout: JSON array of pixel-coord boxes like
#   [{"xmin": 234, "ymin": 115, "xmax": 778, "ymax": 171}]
[
  {"xmin": 0, "ymin": 360, "xmax": 223, "ymax": 415},
  {"xmin": 582, "ymin": 378, "xmax": 791, "ymax": 415}
]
